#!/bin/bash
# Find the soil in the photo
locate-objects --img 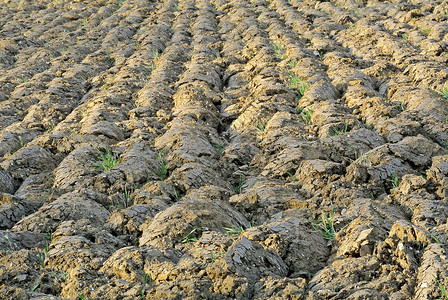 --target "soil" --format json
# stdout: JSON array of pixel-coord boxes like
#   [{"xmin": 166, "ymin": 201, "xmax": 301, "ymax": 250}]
[{"xmin": 1, "ymin": 0, "xmax": 448, "ymax": 299}]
